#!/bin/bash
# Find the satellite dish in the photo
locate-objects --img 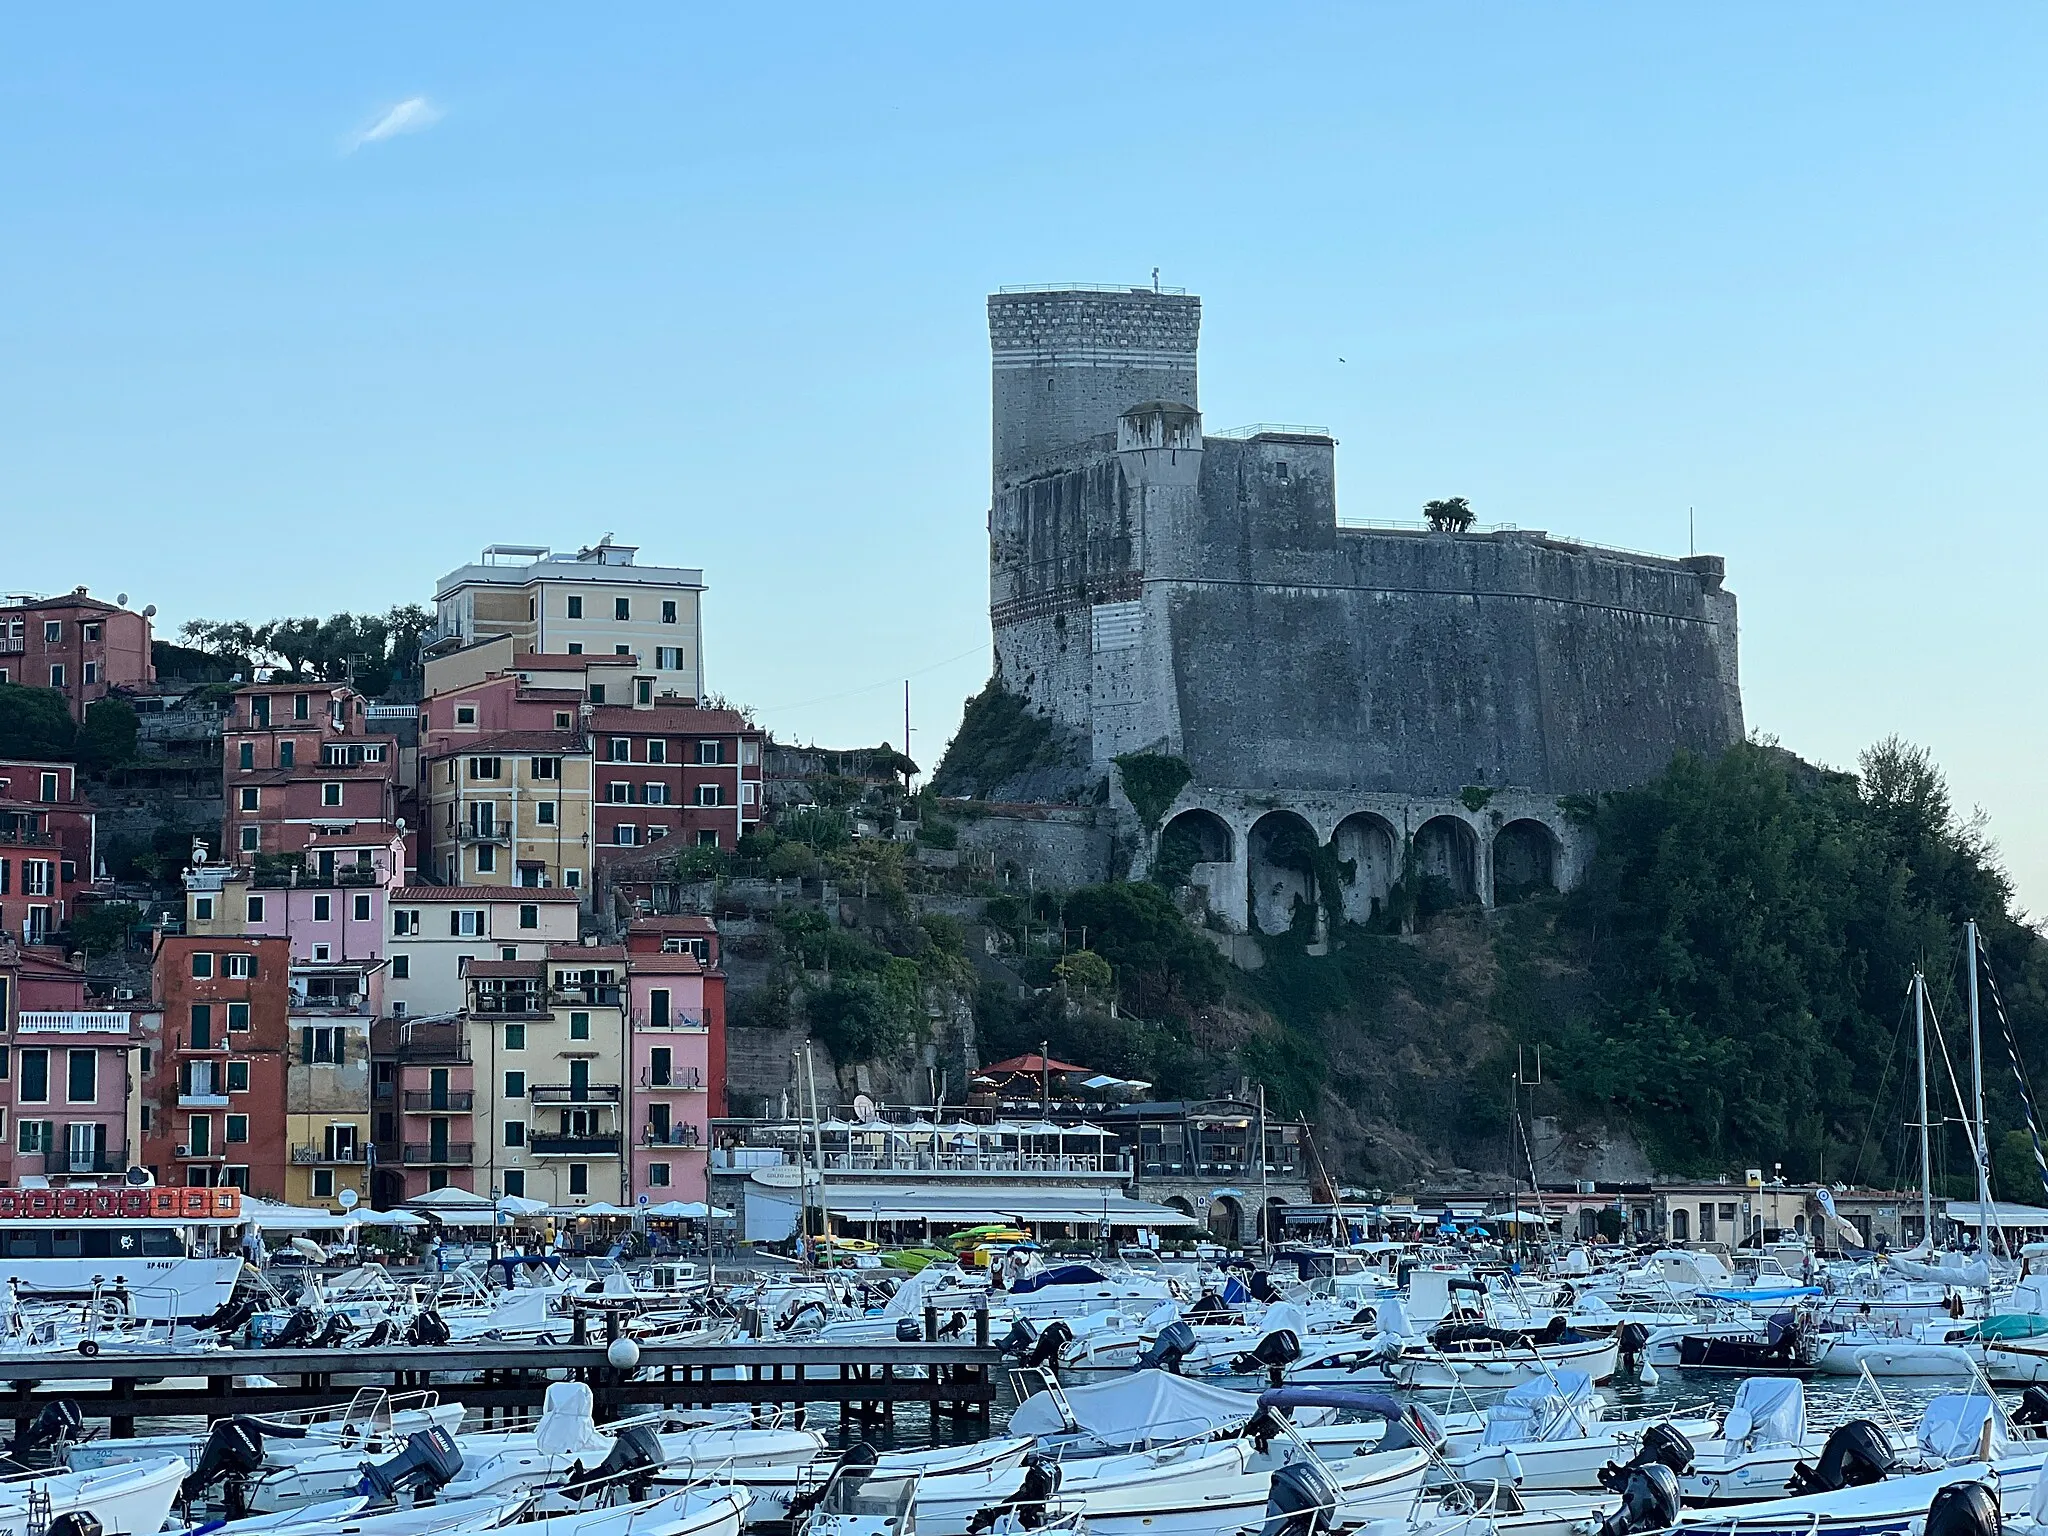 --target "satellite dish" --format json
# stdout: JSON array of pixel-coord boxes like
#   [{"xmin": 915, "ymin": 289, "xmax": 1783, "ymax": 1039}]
[
  {"xmin": 338, "ymin": 1187, "xmax": 359, "ymax": 1209},
  {"xmin": 853, "ymin": 1094, "xmax": 877, "ymax": 1124},
  {"xmin": 143, "ymin": 604, "xmax": 157, "ymax": 618},
  {"xmin": 117, "ymin": 593, "xmax": 129, "ymax": 607},
  {"xmin": 124, "ymin": 1166, "xmax": 152, "ymax": 1187}
]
